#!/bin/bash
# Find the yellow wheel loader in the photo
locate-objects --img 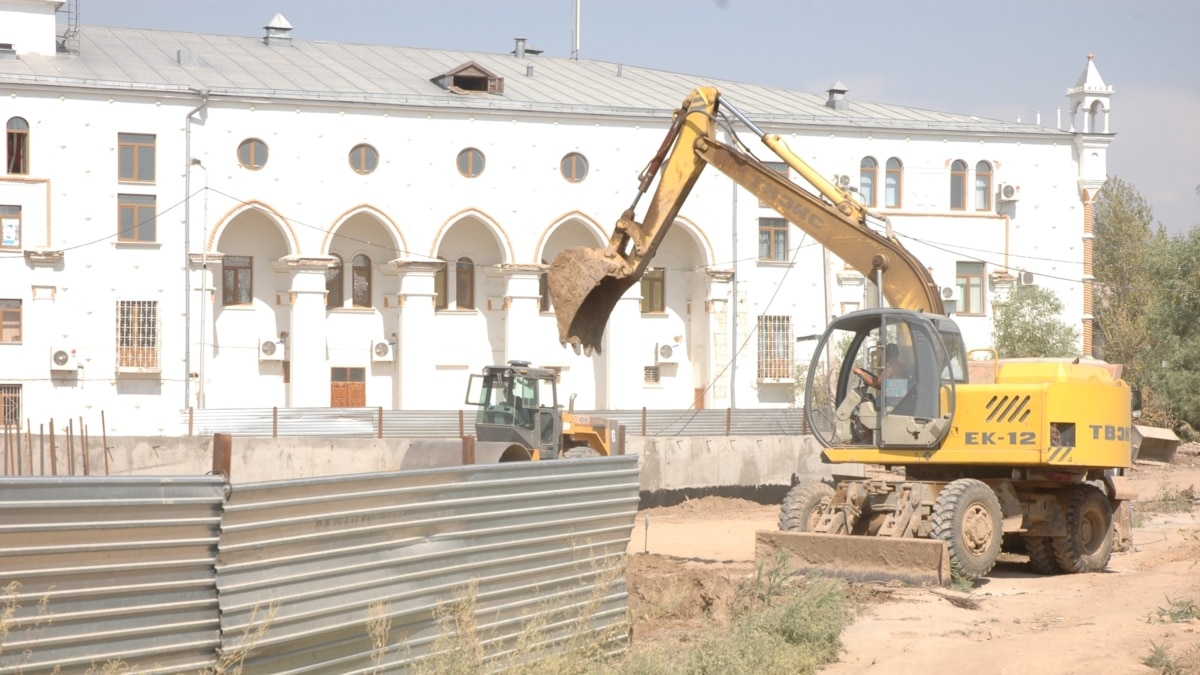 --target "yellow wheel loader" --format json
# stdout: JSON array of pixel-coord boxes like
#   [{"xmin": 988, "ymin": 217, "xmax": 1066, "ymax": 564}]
[
  {"xmin": 547, "ymin": 86, "xmax": 1137, "ymax": 586},
  {"xmin": 464, "ymin": 360, "xmax": 619, "ymax": 461}
]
